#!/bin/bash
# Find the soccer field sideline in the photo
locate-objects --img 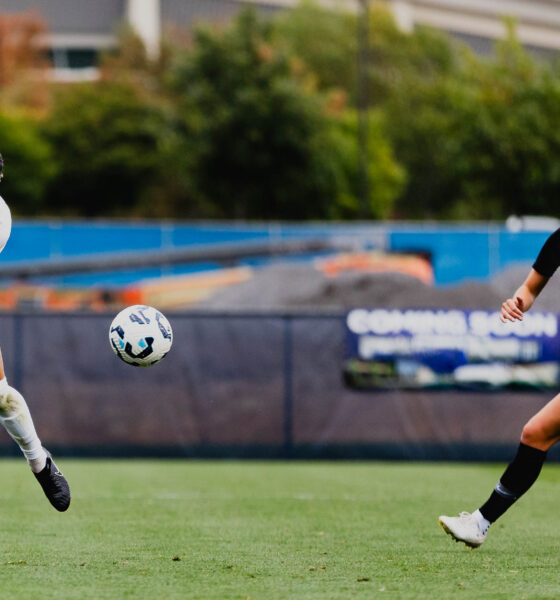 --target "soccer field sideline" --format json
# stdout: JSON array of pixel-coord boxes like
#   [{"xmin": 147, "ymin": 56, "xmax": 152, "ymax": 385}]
[{"xmin": 1, "ymin": 459, "xmax": 559, "ymax": 600}]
